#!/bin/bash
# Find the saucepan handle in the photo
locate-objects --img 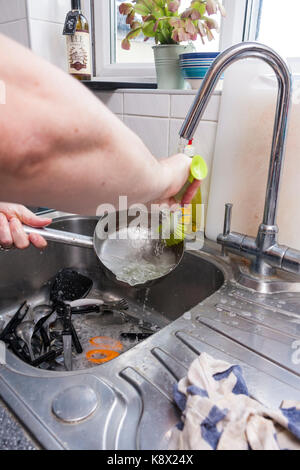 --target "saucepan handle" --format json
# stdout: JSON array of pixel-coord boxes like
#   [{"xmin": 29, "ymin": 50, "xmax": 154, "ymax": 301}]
[{"xmin": 23, "ymin": 226, "xmax": 94, "ymax": 249}]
